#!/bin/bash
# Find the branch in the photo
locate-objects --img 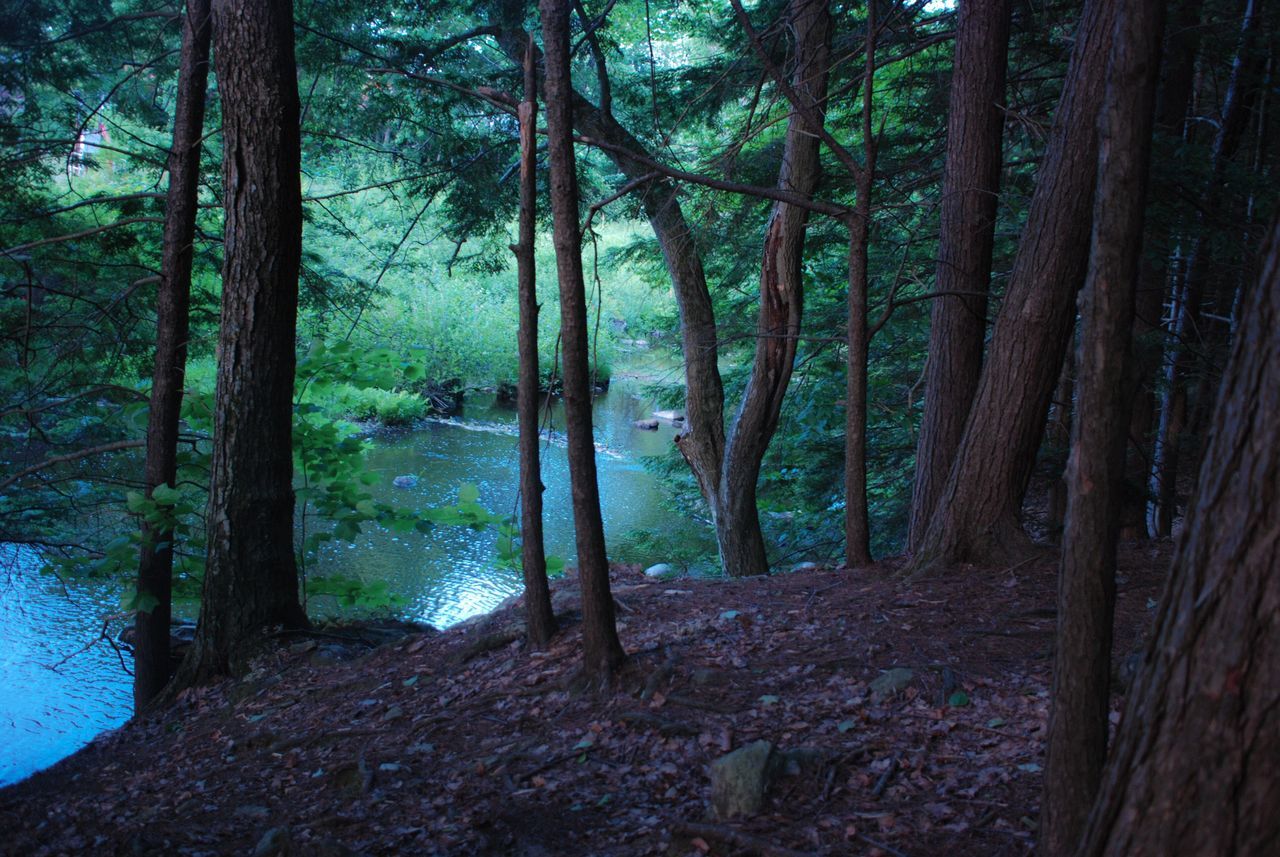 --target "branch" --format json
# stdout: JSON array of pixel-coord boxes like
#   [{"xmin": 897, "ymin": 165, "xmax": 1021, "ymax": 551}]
[
  {"xmin": 14, "ymin": 192, "xmax": 167, "ymax": 222},
  {"xmin": 0, "ymin": 440, "xmax": 145, "ymax": 495},
  {"xmin": 583, "ymin": 172, "xmax": 660, "ymax": 233},
  {"xmin": 0, "ymin": 218, "xmax": 165, "ymax": 257}
]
